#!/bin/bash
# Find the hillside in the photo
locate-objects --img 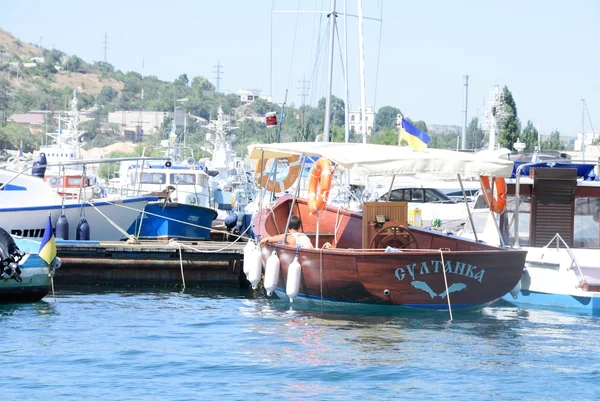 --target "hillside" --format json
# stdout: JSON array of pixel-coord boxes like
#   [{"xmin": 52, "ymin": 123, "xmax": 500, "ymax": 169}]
[{"xmin": 0, "ymin": 28, "xmax": 42, "ymax": 58}]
